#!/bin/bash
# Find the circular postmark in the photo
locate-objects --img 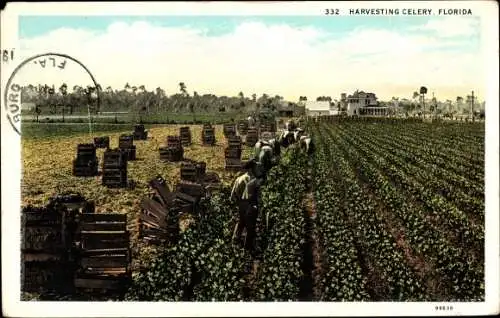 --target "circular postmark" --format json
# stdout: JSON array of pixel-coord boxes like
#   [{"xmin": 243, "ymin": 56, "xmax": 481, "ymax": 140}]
[{"xmin": 3, "ymin": 52, "xmax": 101, "ymax": 135}]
